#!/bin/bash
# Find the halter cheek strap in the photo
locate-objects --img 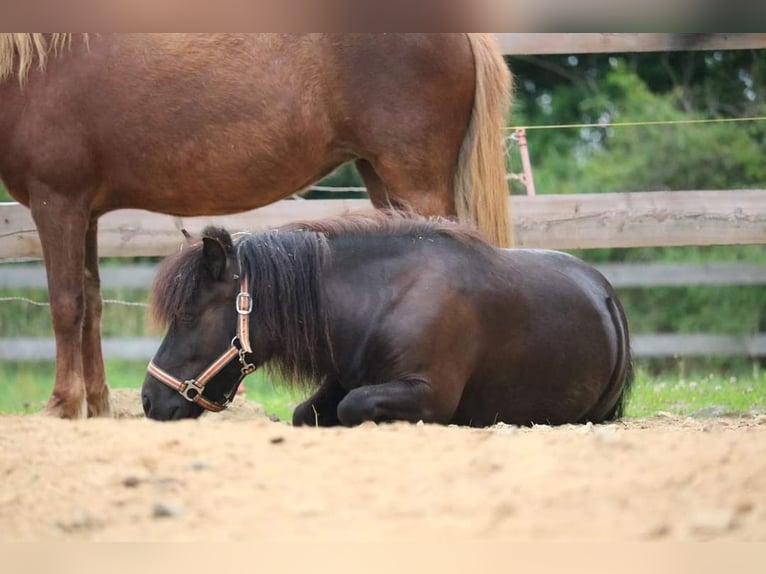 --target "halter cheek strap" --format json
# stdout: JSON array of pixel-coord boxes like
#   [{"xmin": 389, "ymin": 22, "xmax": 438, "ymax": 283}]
[
  {"xmin": 147, "ymin": 275, "xmax": 256, "ymax": 413},
  {"xmin": 237, "ymin": 275, "xmax": 253, "ymax": 353}
]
